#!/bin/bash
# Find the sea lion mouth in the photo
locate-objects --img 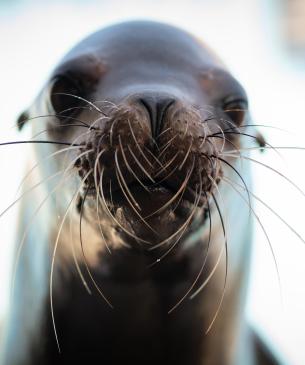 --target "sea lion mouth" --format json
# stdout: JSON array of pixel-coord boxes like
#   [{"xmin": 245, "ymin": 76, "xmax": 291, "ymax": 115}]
[
  {"xmin": 78, "ymin": 169, "xmax": 212, "ymax": 249},
  {"xmin": 85, "ymin": 178, "xmax": 207, "ymax": 210}
]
